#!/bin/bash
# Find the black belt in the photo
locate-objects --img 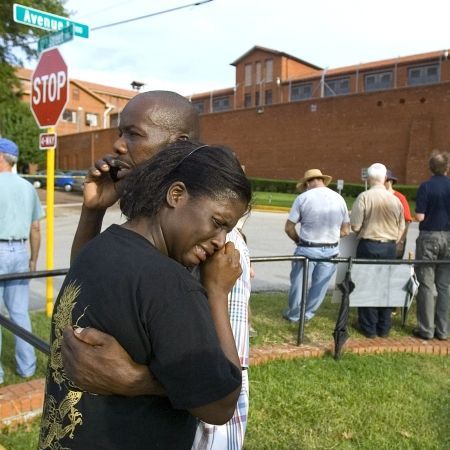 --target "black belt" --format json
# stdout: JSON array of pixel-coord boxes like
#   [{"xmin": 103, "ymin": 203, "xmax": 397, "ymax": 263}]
[
  {"xmin": 0, "ymin": 239, "xmax": 27, "ymax": 243},
  {"xmin": 361, "ymin": 238, "xmax": 395, "ymax": 244},
  {"xmin": 298, "ymin": 239, "xmax": 338, "ymax": 248}
]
